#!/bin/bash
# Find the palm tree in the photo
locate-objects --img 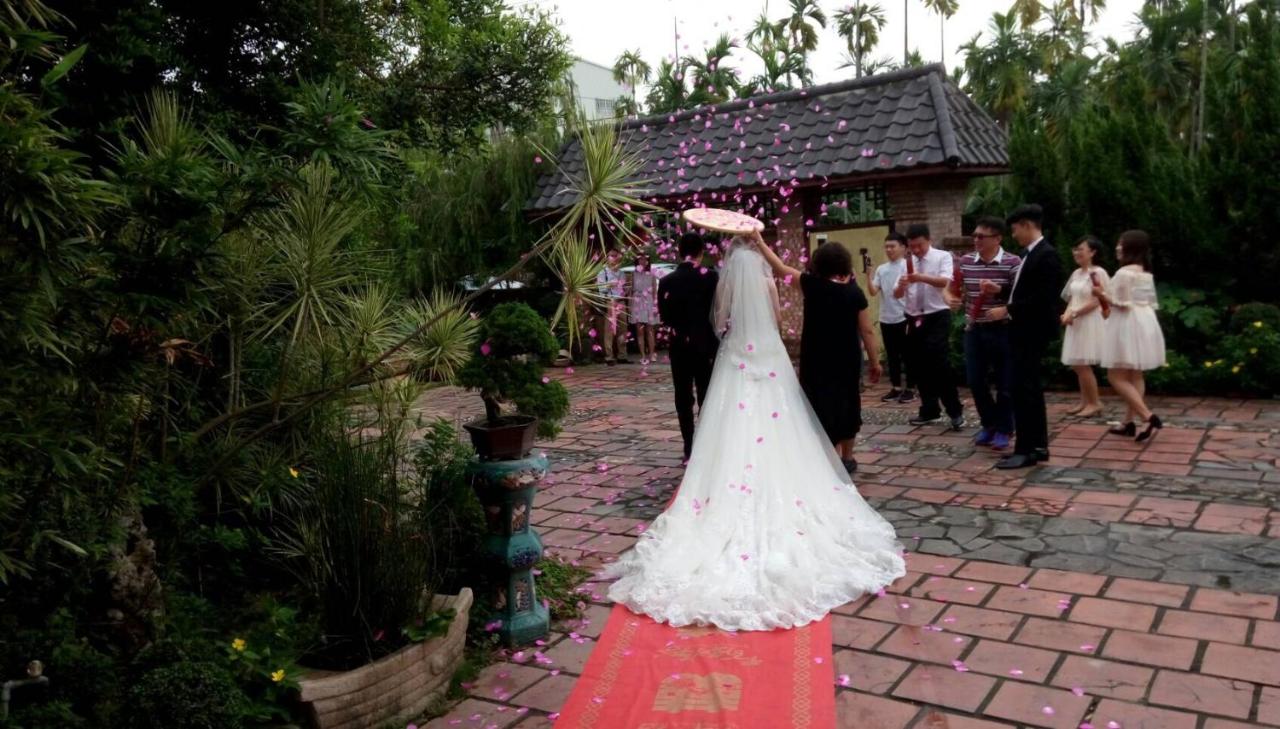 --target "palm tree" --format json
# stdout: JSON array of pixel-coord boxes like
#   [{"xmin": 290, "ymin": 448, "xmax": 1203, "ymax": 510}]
[
  {"xmin": 1042, "ymin": 0, "xmax": 1087, "ymax": 70},
  {"xmin": 1010, "ymin": 0, "xmax": 1044, "ymax": 28},
  {"xmin": 777, "ymin": 0, "xmax": 827, "ymax": 85},
  {"xmin": 645, "ymin": 58, "xmax": 690, "ymax": 114},
  {"xmin": 863, "ymin": 55, "xmax": 899, "ymax": 75},
  {"xmin": 744, "ymin": 35, "xmax": 801, "ymax": 95},
  {"xmin": 612, "ymin": 50, "xmax": 651, "ymax": 113},
  {"xmin": 836, "ymin": 2, "xmax": 888, "ymax": 77},
  {"xmin": 748, "ymin": 10, "xmax": 782, "ymax": 52},
  {"xmin": 1035, "ymin": 54, "xmax": 1096, "ymax": 139},
  {"xmin": 1127, "ymin": 3, "xmax": 1196, "ymax": 133},
  {"xmin": 684, "ymin": 34, "xmax": 741, "ymax": 106},
  {"xmin": 960, "ymin": 10, "xmax": 1042, "ymax": 124},
  {"xmin": 923, "ymin": 0, "xmax": 960, "ymax": 65},
  {"xmin": 1071, "ymin": 0, "xmax": 1107, "ymax": 25}
]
